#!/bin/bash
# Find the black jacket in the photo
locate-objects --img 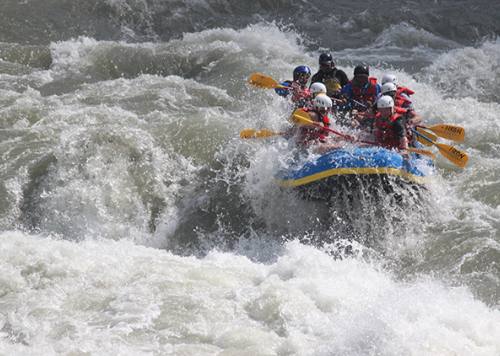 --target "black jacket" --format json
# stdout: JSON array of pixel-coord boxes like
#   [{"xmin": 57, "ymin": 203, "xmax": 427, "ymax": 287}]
[{"xmin": 311, "ymin": 68, "xmax": 349, "ymax": 95}]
